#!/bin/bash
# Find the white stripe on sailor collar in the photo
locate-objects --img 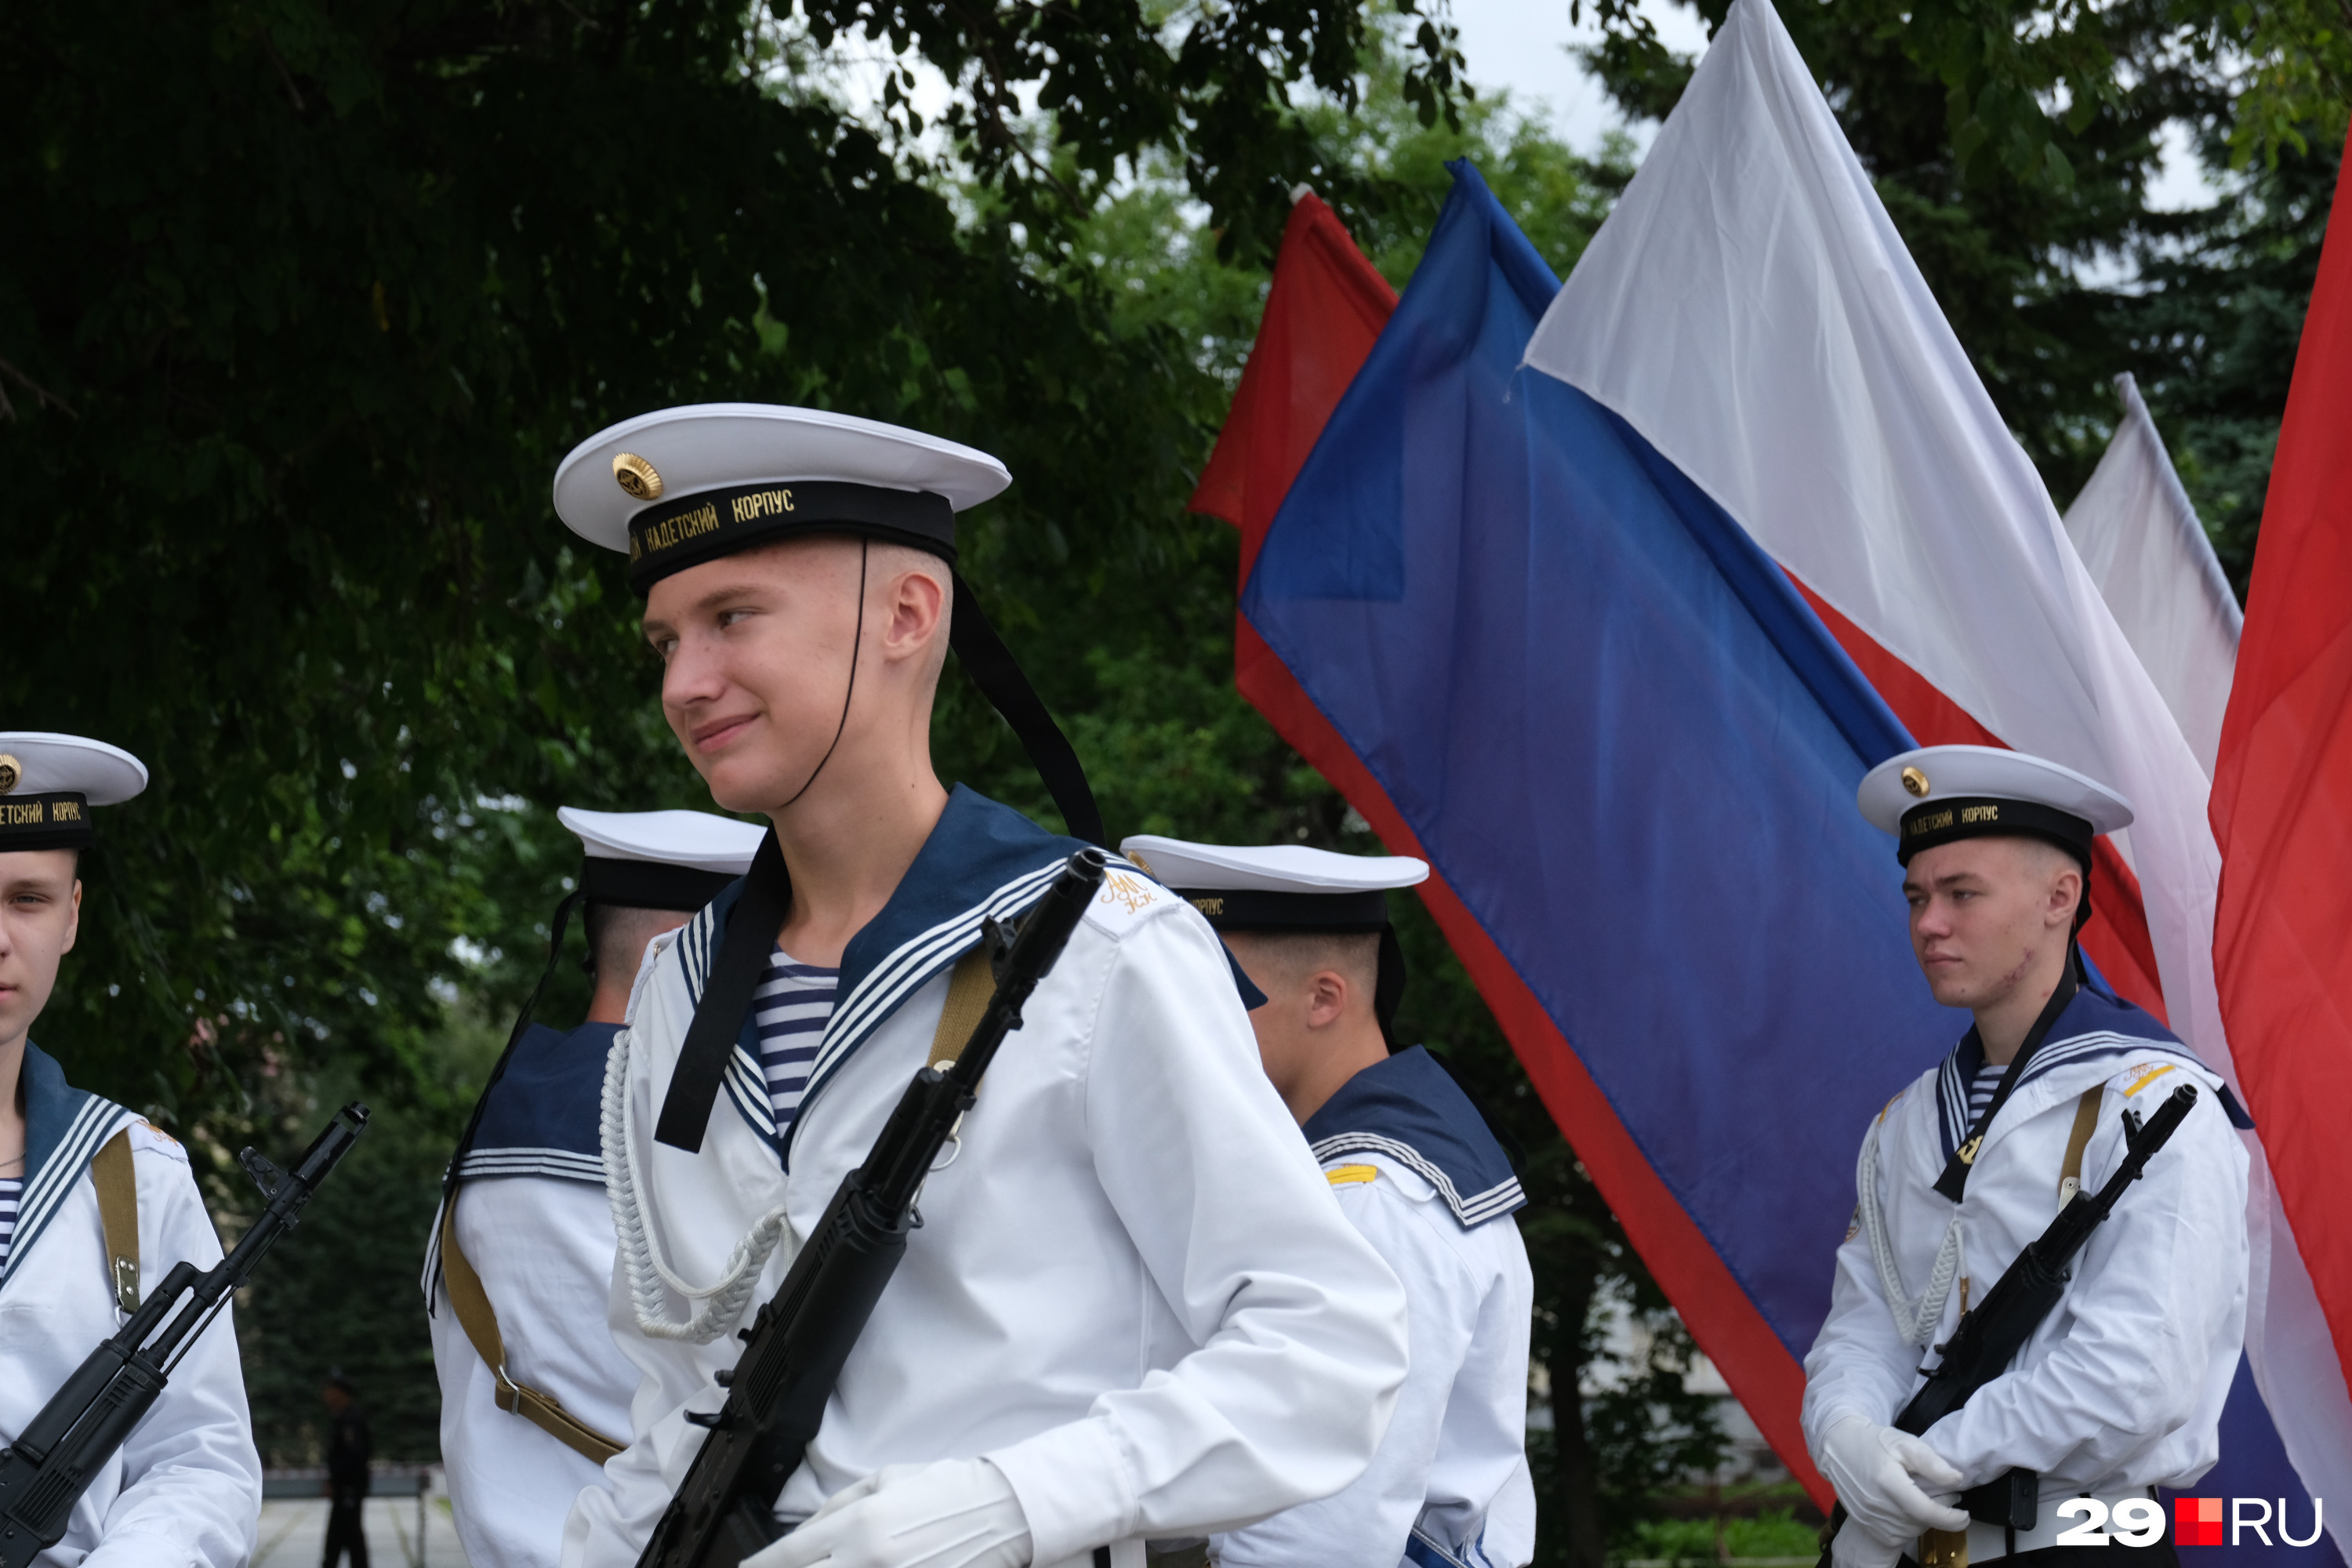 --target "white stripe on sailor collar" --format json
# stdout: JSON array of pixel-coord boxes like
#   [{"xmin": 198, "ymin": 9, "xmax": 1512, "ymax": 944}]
[
  {"xmin": 1936, "ymin": 1029, "xmax": 2203, "ymax": 1163},
  {"xmin": 782, "ymin": 856, "xmax": 1078, "ymax": 1167},
  {"xmin": 1308, "ymin": 1132, "xmax": 1528, "ymax": 1230},
  {"xmin": 2, "ymin": 1098, "xmax": 136, "ymax": 1292}
]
